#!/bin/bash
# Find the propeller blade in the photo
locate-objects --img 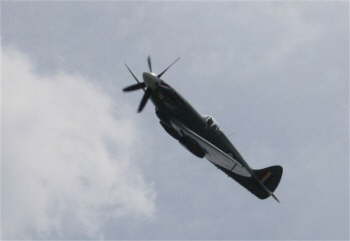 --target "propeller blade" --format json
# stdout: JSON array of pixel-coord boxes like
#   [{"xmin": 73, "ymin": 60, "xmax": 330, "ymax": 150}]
[
  {"xmin": 125, "ymin": 63, "xmax": 141, "ymax": 84},
  {"xmin": 138, "ymin": 89, "xmax": 151, "ymax": 113},
  {"xmin": 157, "ymin": 57, "xmax": 180, "ymax": 78},
  {"xmin": 123, "ymin": 82, "xmax": 146, "ymax": 92},
  {"xmin": 147, "ymin": 56, "xmax": 152, "ymax": 72}
]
